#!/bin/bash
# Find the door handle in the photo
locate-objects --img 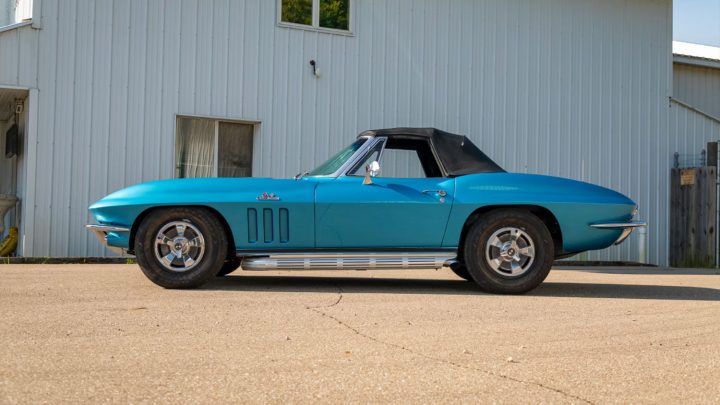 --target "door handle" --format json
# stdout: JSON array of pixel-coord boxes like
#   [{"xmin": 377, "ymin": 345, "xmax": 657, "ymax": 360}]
[{"xmin": 422, "ymin": 190, "xmax": 447, "ymax": 197}]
